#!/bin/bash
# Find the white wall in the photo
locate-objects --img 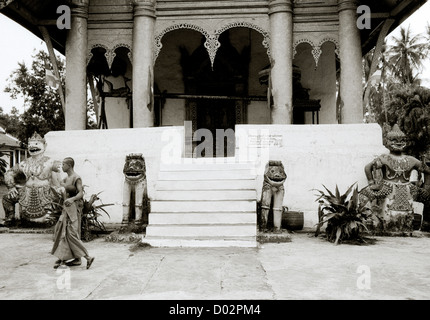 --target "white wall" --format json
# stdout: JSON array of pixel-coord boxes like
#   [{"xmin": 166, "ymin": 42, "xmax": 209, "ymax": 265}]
[
  {"xmin": 45, "ymin": 127, "xmax": 184, "ymax": 226},
  {"xmin": 45, "ymin": 124, "xmax": 387, "ymax": 229},
  {"xmin": 235, "ymin": 124, "xmax": 388, "ymax": 227}
]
